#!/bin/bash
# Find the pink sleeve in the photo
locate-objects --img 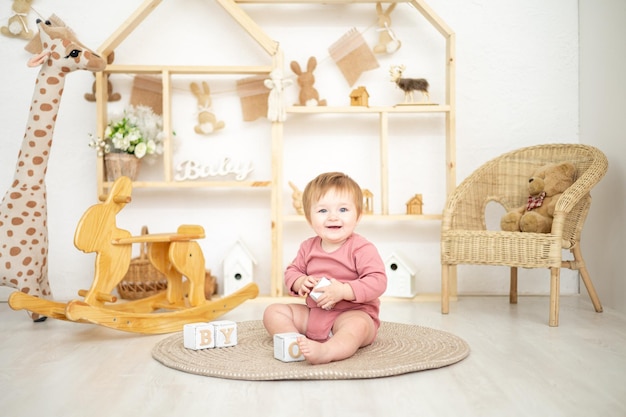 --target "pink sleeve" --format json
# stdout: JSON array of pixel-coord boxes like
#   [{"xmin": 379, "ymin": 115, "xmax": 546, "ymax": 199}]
[
  {"xmin": 346, "ymin": 238, "xmax": 387, "ymax": 303},
  {"xmin": 284, "ymin": 238, "xmax": 314, "ymax": 296}
]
